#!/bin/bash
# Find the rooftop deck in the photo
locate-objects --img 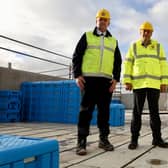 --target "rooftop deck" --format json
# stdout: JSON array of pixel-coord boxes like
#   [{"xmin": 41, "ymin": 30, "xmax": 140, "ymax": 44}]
[{"xmin": 0, "ymin": 111, "xmax": 168, "ymax": 168}]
